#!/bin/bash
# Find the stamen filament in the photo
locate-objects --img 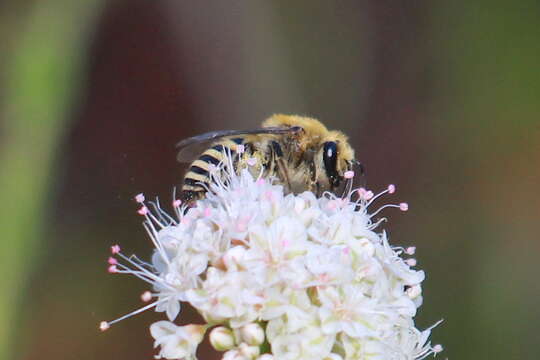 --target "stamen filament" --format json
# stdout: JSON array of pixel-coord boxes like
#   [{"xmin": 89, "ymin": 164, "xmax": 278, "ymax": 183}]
[{"xmin": 103, "ymin": 299, "xmax": 163, "ymax": 327}]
